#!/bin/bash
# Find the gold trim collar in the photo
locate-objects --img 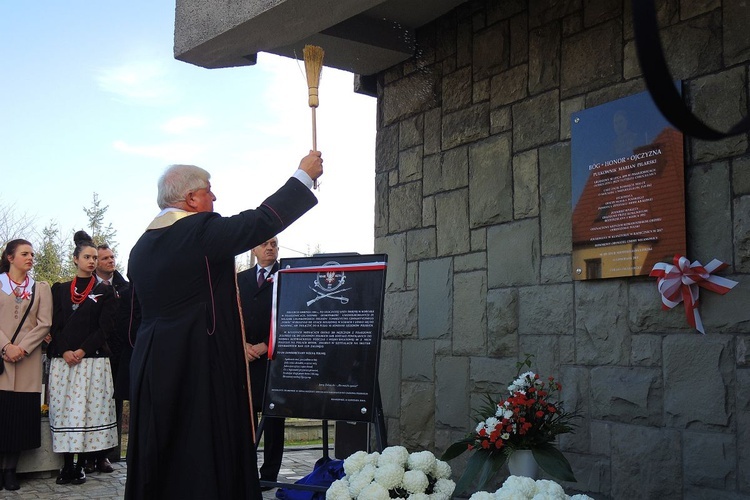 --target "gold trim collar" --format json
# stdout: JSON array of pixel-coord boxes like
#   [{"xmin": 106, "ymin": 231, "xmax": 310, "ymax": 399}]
[{"xmin": 146, "ymin": 210, "xmax": 197, "ymax": 230}]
